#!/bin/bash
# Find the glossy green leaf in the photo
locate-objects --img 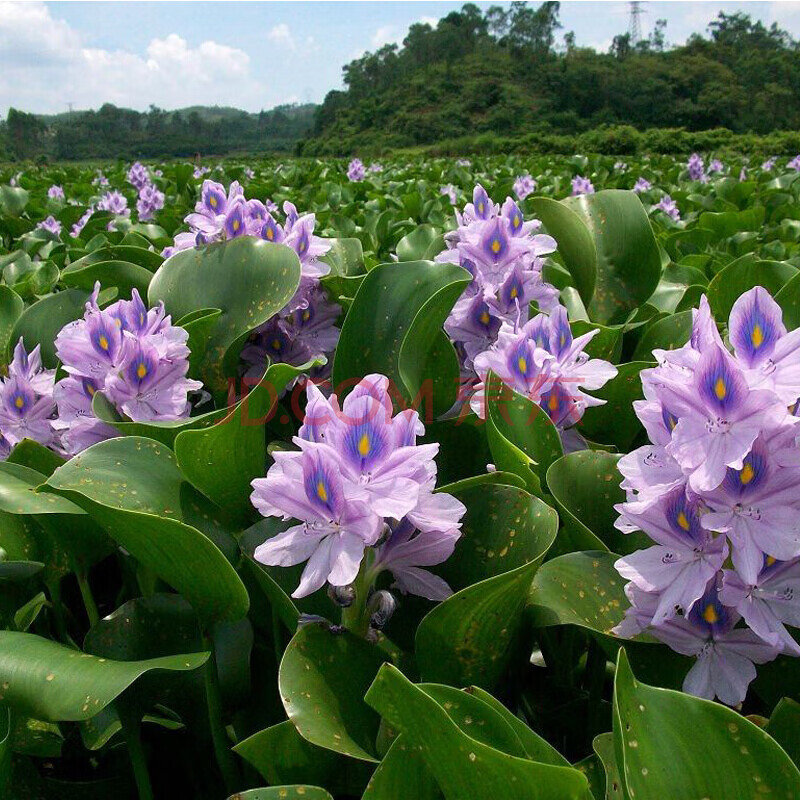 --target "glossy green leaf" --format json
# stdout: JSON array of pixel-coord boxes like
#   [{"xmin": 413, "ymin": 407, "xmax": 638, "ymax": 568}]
[
  {"xmin": 591, "ymin": 733, "xmax": 623, "ymax": 799},
  {"xmin": 613, "ymin": 649, "xmax": 800, "ymax": 799},
  {"xmin": 60, "ymin": 259, "xmax": 152, "ymax": 296},
  {"xmin": 227, "ymin": 789, "xmax": 333, "ymax": 800},
  {"xmin": 396, "ymin": 225, "xmax": 445, "ymax": 262},
  {"xmin": 278, "ymin": 622, "xmax": 387, "ymax": 762},
  {"xmin": 361, "ymin": 734, "xmax": 441, "ymax": 800},
  {"xmin": 765, "ymin": 698, "xmax": 800, "ymax": 768},
  {"xmin": 0, "ymin": 631, "xmax": 207, "ymax": 722},
  {"xmin": 774, "ymin": 270, "xmax": 800, "ymax": 330},
  {"xmin": 707, "ymin": 258, "xmax": 797, "ymax": 319},
  {"xmin": 365, "ymin": 664, "xmax": 589, "ymax": 799},
  {"xmin": 0, "ymin": 285, "xmax": 24, "ymax": 368},
  {"xmin": 546, "ymin": 452, "xmax": 648, "ymax": 554},
  {"xmin": 630, "ymin": 309, "xmax": 693, "ymax": 362},
  {"xmin": 148, "ymin": 237, "xmax": 302, "ymax": 391},
  {"xmin": 333, "ymin": 260, "xmax": 471, "ymax": 418},
  {"xmin": 44, "ymin": 436, "xmax": 249, "ymax": 627},
  {"xmin": 529, "ymin": 197, "xmax": 597, "ymax": 306},
  {"xmin": 564, "ymin": 190, "xmax": 661, "ymax": 324}
]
